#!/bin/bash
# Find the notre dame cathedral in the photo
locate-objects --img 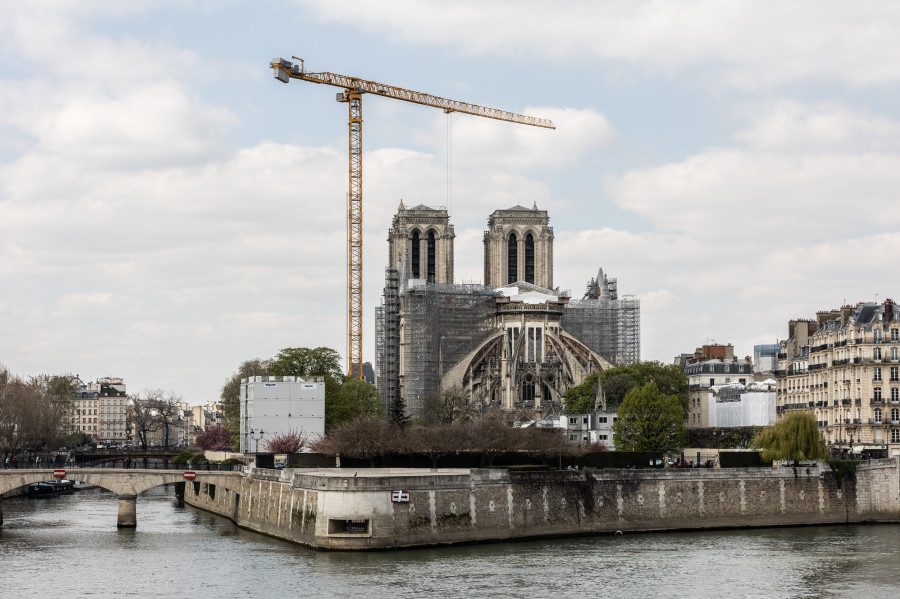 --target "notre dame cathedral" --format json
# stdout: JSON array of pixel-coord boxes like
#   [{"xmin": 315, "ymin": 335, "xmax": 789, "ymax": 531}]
[{"xmin": 375, "ymin": 202, "xmax": 640, "ymax": 418}]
